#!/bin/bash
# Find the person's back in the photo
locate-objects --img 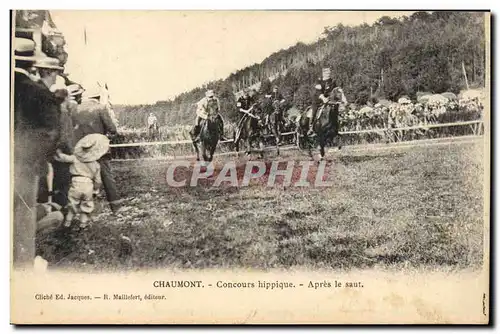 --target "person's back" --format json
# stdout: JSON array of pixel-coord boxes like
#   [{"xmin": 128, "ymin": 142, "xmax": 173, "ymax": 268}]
[
  {"xmin": 73, "ymin": 98, "xmax": 117, "ymax": 144},
  {"xmin": 15, "ymin": 74, "xmax": 61, "ymax": 134}
]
